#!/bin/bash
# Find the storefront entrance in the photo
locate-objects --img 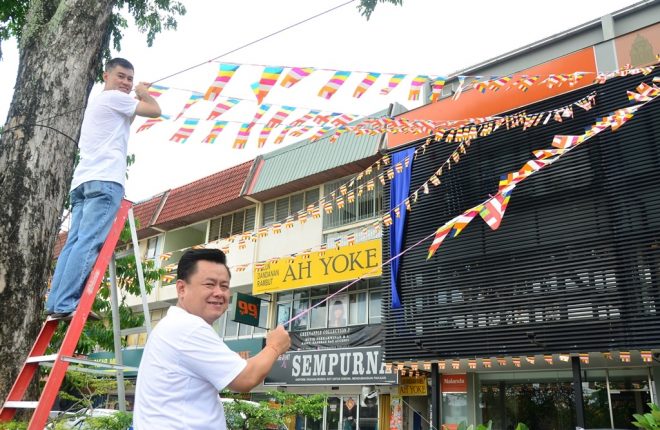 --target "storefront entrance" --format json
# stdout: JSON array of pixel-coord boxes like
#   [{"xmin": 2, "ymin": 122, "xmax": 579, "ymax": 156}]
[
  {"xmin": 479, "ymin": 369, "xmax": 654, "ymax": 430},
  {"xmin": 294, "ymin": 395, "xmax": 379, "ymax": 430}
]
